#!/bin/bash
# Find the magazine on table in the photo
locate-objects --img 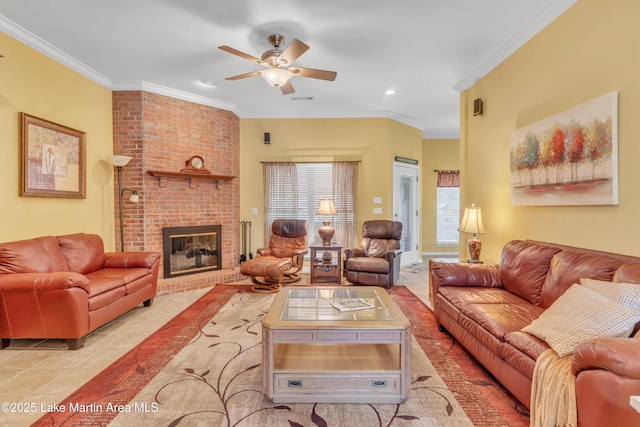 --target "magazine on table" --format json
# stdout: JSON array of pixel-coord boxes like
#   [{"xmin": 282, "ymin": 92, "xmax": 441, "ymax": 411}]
[{"xmin": 330, "ymin": 298, "xmax": 375, "ymax": 312}]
